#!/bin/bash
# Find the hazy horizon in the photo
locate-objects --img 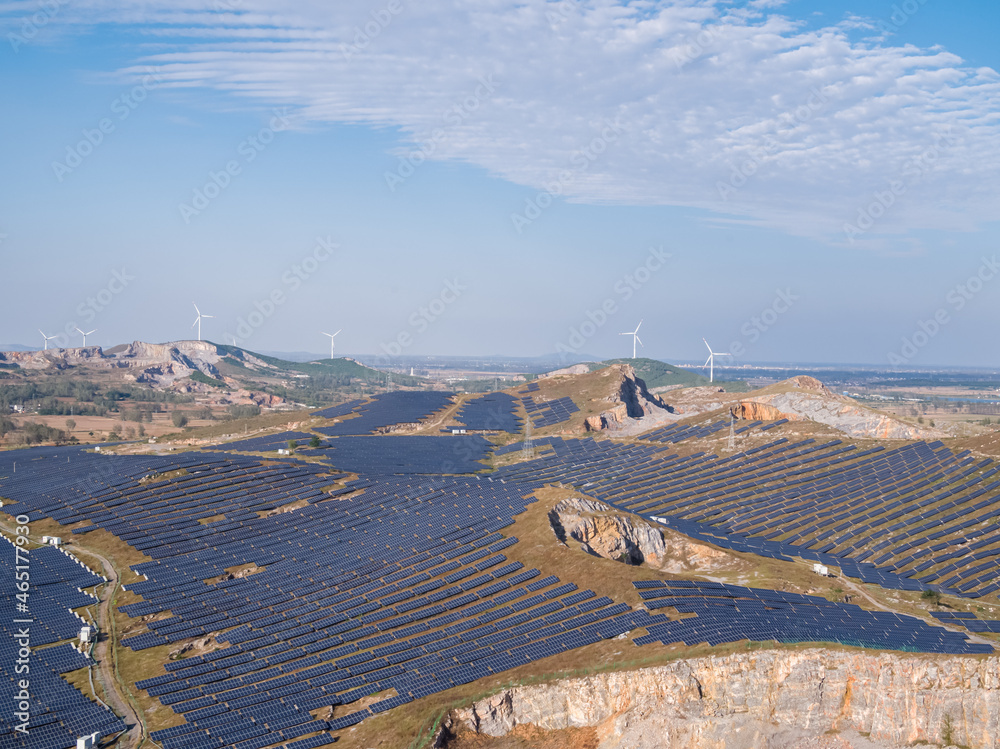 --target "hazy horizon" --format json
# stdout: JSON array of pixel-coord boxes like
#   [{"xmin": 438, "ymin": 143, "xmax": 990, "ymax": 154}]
[{"xmin": 2, "ymin": 1, "xmax": 999, "ymax": 368}]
